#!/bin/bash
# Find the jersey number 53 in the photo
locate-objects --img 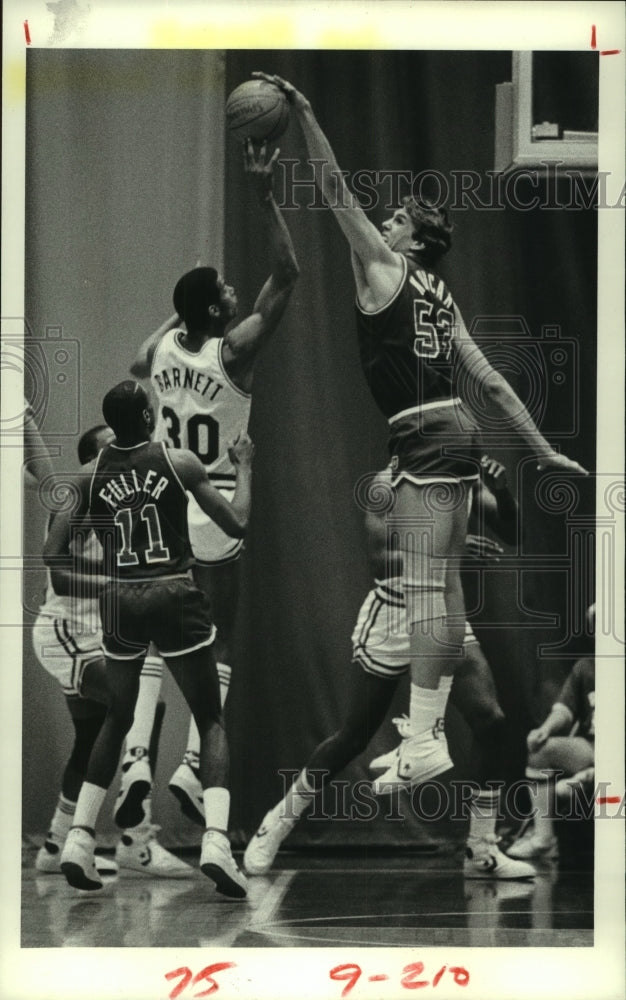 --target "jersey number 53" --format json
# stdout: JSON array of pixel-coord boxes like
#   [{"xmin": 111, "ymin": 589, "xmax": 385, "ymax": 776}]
[{"xmin": 413, "ymin": 299, "xmax": 454, "ymax": 361}]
